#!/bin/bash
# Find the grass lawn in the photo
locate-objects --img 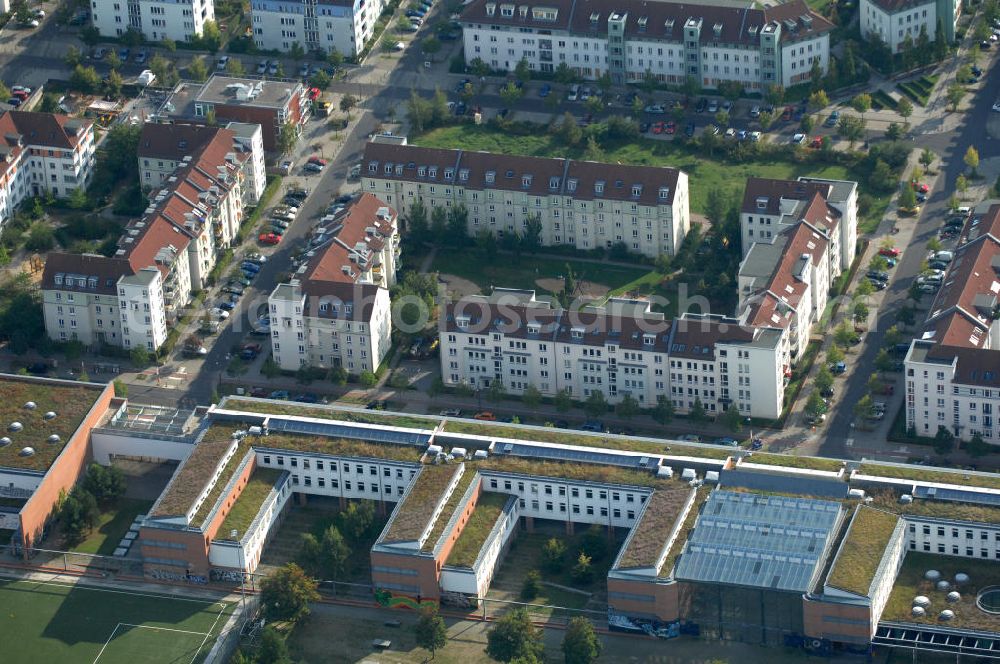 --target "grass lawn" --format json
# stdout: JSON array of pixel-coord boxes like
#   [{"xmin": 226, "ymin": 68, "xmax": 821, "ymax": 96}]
[
  {"xmin": 71, "ymin": 499, "xmax": 153, "ymax": 557},
  {"xmin": 425, "ymin": 247, "xmax": 655, "ymax": 296},
  {"xmin": 413, "ymin": 125, "xmax": 854, "ymax": 215},
  {"xmin": 0, "ymin": 577, "xmax": 232, "ymax": 664},
  {"xmin": 826, "ymin": 506, "xmax": 900, "ymax": 596},
  {"xmin": 218, "ymin": 468, "xmax": 283, "ymax": 541}
]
